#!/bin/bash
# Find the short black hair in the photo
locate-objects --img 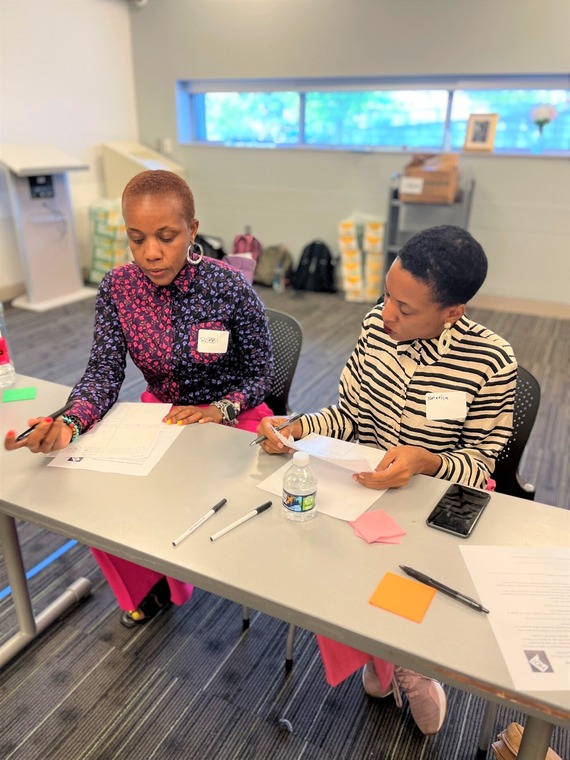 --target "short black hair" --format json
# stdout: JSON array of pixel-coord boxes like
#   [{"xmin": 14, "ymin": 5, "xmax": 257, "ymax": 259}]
[
  {"xmin": 122, "ymin": 170, "xmax": 195, "ymax": 223},
  {"xmin": 397, "ymin": 225, "xmax": 488, "ymax": 307}
]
